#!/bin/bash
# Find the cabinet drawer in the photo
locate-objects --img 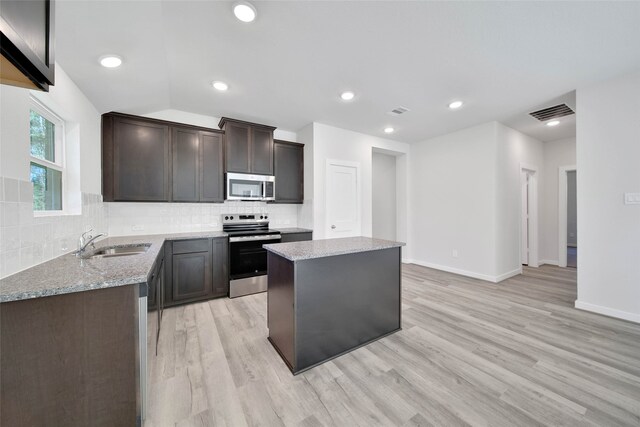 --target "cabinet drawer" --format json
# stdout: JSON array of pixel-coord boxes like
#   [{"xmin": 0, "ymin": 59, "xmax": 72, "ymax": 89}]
[
  {"xmin": 281, "ymin": 232, "xmax": 312, "ymax": 243},
  {"xmin": 172, "ymin": 239, "xmax": 210, "ymax": 254}
]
